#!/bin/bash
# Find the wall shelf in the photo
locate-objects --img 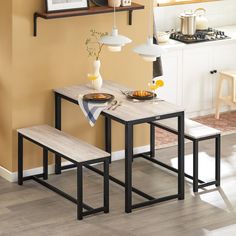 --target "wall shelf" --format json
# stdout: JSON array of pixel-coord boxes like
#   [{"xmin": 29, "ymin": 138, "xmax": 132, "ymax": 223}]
[{"xmin": 33, "ymin": 3, "xmax": 144, "ymax": 37}]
